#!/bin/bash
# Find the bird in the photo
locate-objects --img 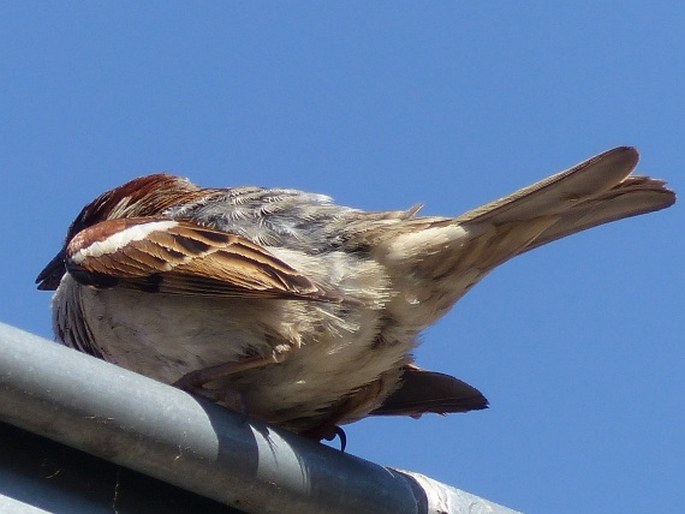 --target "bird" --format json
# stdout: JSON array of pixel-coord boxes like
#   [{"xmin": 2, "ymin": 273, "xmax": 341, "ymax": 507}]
[{"xmin": 36, "ymin": 147, "xmax": 675, "ymax": 441}]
